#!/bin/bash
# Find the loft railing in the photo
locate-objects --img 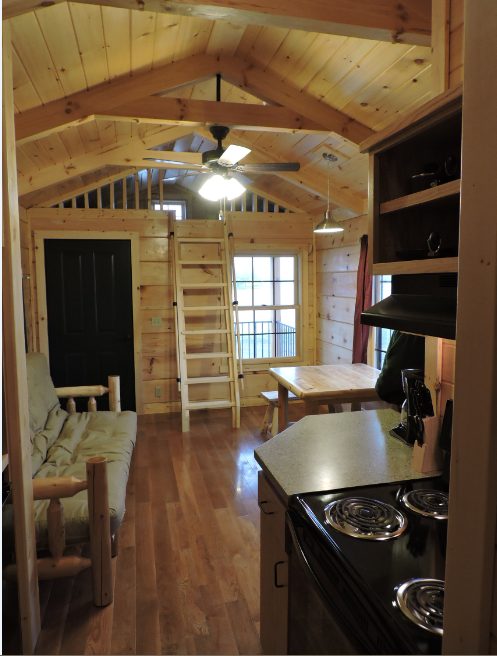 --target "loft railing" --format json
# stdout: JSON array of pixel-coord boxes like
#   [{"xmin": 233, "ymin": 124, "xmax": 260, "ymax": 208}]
[{"xmin": 236, "ymin": 321, "xmax": 296, "ymax": 359}]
